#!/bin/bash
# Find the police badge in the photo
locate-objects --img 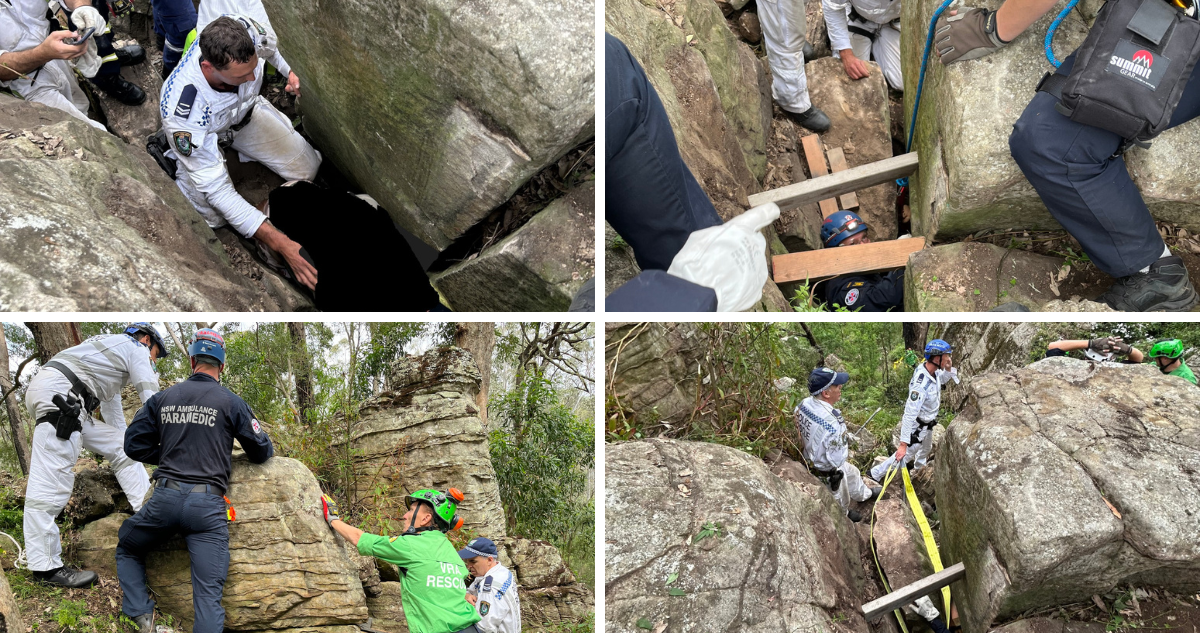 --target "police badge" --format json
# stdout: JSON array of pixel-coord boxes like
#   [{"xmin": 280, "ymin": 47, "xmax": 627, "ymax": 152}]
[
  {"xmin": 173, "ymin": 131, "xmax": 194, "ymax": 157},
  {"xmin": 910, "ymin": 391, "xmax": 920, "ymax": 401},
  {"xmin": 479, "ymin": 601, "xmax": 491, "ymax": 616}
]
